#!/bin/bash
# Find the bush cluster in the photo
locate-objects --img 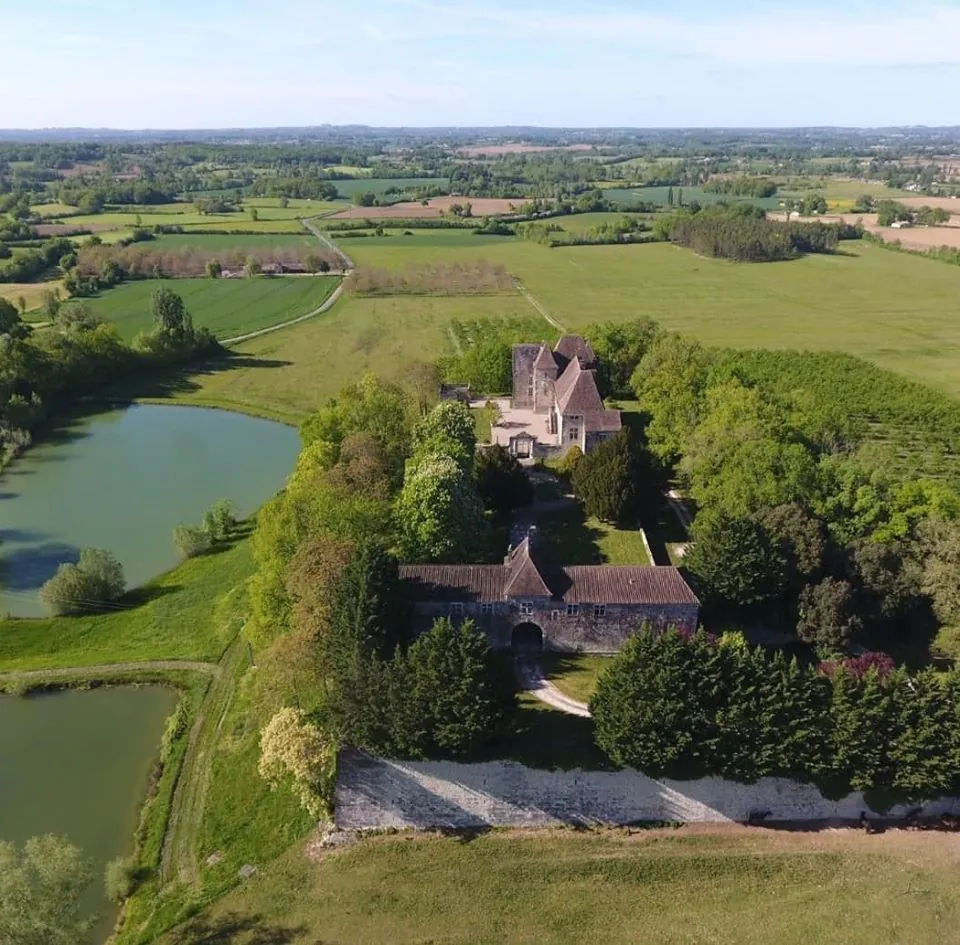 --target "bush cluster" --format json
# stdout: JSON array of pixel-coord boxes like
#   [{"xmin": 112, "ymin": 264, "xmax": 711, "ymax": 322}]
[{"xmin": 38, "ymin": 548, "xmax": 126, "ymax": 616}]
